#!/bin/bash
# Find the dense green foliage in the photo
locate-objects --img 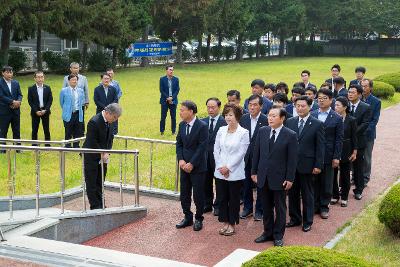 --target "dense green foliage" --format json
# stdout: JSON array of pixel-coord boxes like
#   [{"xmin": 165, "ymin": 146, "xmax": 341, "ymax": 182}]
[
  {"xmin": 372, "ymin": 81, "xmax": 395, "ymax": 99},
  {"xmin": 378, "ymin": 183, "xmax": 400, "ymax": 237},
  {"xmin": 374, "ymin": 72, "xmax": 400, "ymax": 92}
]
